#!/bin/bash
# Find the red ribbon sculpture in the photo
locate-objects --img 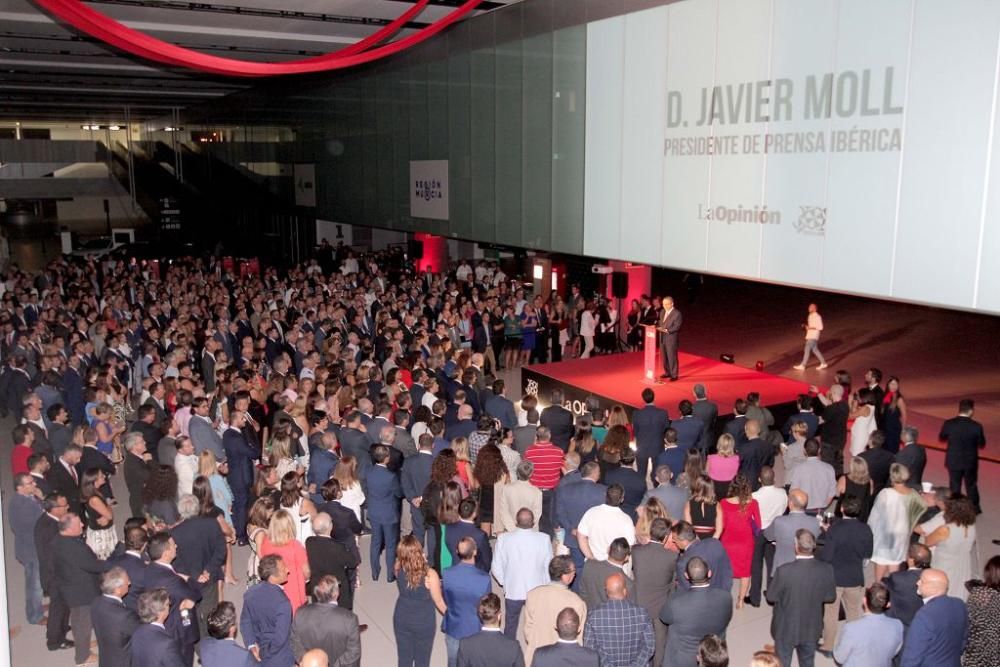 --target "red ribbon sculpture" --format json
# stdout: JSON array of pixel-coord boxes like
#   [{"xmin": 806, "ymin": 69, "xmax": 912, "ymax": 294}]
[{"xmin": 32, "ymin": 0, "xmax": 483, "ymax": 76}]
